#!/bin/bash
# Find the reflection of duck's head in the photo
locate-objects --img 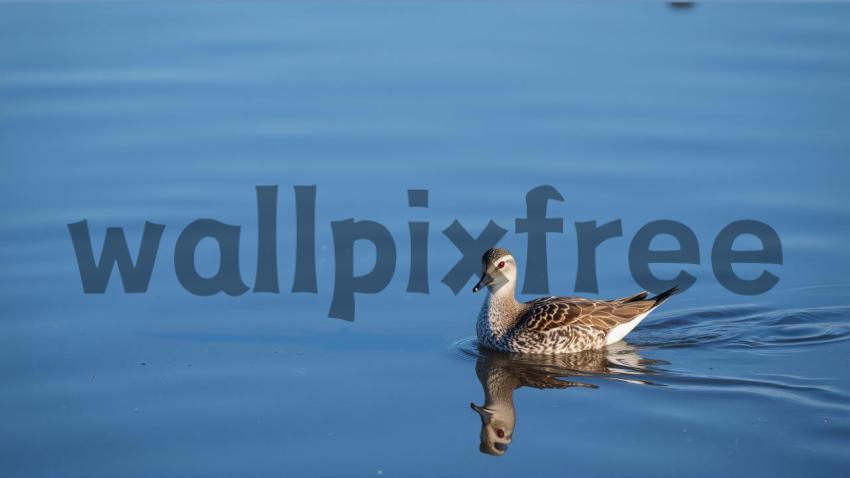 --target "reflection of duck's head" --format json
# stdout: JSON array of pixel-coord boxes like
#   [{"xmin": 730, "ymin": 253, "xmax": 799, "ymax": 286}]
[
  {"xmin": 470, "ymin": 401, "xmax": 514, "ymax": 456},
  {"xmin": 469, "ymin": 351, "xmax": 524, "ymax": 456},
  {"xmin": 470, "ymin": 343, "xmax": 662, "ymax": 456}
]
